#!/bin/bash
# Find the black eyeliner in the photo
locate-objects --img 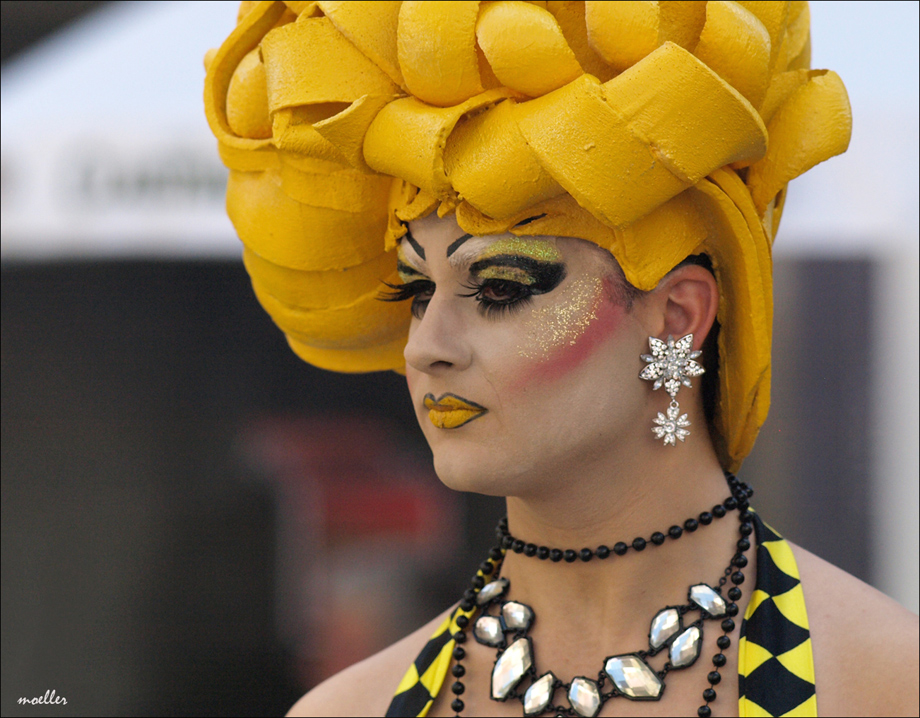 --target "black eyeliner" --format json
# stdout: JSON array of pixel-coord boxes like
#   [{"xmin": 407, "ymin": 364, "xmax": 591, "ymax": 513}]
[
  {"xmin": 397, "ymin": 259, "xmax": 426, "ymax": 277},
  {"xmin": 468, "ymin": 255, "xmax": 566, "ymax": 294}
]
